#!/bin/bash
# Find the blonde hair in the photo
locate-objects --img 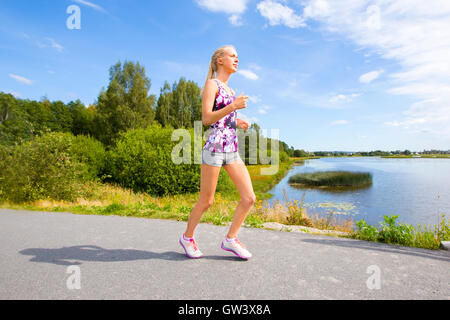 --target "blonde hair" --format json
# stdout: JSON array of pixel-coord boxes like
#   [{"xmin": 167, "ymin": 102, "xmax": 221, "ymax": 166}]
[{"xmin": 202, "ymin": 45, "xmax": 236, "ymax": 94}]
